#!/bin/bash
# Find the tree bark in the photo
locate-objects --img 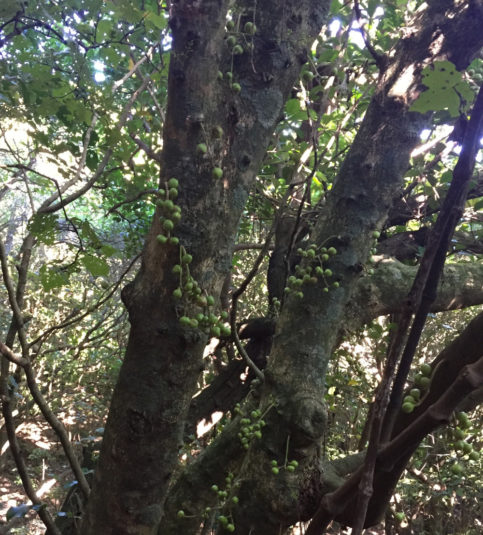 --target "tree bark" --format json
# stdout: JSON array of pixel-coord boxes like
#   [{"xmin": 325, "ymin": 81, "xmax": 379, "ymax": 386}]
[{"xmin": 80, "ymin": 1, "xmax": 332, "ymax": 534}]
